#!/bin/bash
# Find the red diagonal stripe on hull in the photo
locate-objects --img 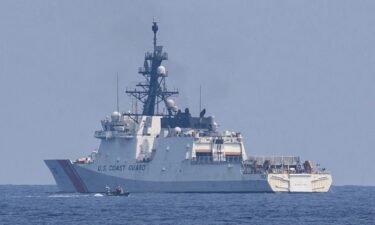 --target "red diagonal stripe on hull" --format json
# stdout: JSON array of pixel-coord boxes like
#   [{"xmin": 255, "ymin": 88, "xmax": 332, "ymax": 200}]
[{"xmin": 58, "ymin": 160, "xmax": 86, "ymax": 193}]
